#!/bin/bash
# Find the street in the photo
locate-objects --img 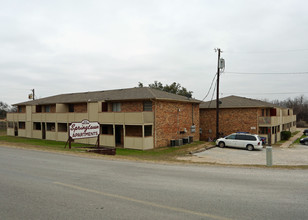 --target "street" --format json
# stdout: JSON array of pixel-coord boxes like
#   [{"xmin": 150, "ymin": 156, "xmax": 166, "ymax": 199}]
[{"xmin": 0, "ymin": 145, "xmax": 307, "ymax": 220}]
